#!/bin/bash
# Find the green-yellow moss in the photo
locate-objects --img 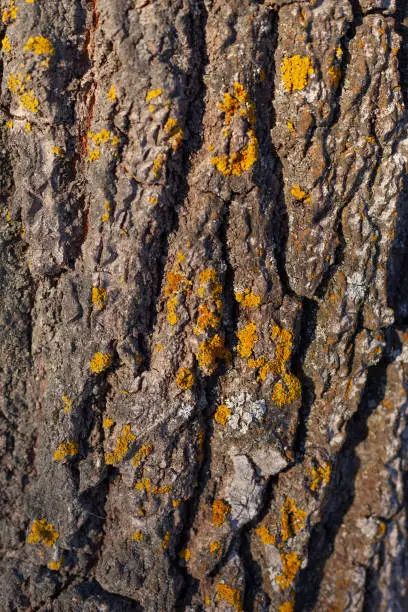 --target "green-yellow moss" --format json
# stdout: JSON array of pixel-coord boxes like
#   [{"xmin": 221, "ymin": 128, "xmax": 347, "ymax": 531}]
[
  {"xmin": 280, "ymin": 55, "xmax": 314, "ymax": 92},
  {"xmin": 105, "ymin": 424, "xmax": 136, "ymax": 465},
  {"xmin": 53, "ymin": 441, "xmax": 79, "ymax": 461},
  {"xmin": 27, "ymin": 519, "xmax": 59, "ymax": 546}
]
